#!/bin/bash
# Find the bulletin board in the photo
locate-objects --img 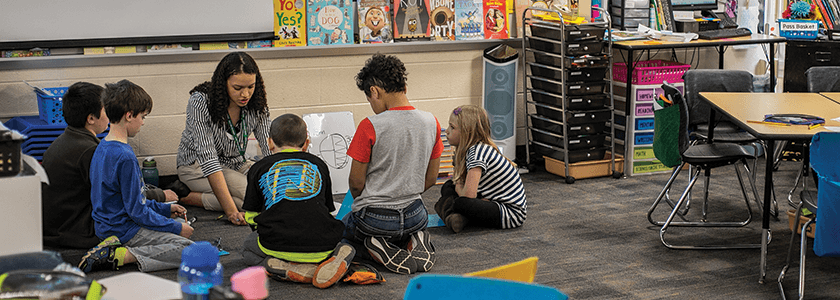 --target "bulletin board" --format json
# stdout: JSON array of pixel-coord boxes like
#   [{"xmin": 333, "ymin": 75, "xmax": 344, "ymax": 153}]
[{"xmin": 0, "ymin": 0, "xmax": 274, "ymax": 50}]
